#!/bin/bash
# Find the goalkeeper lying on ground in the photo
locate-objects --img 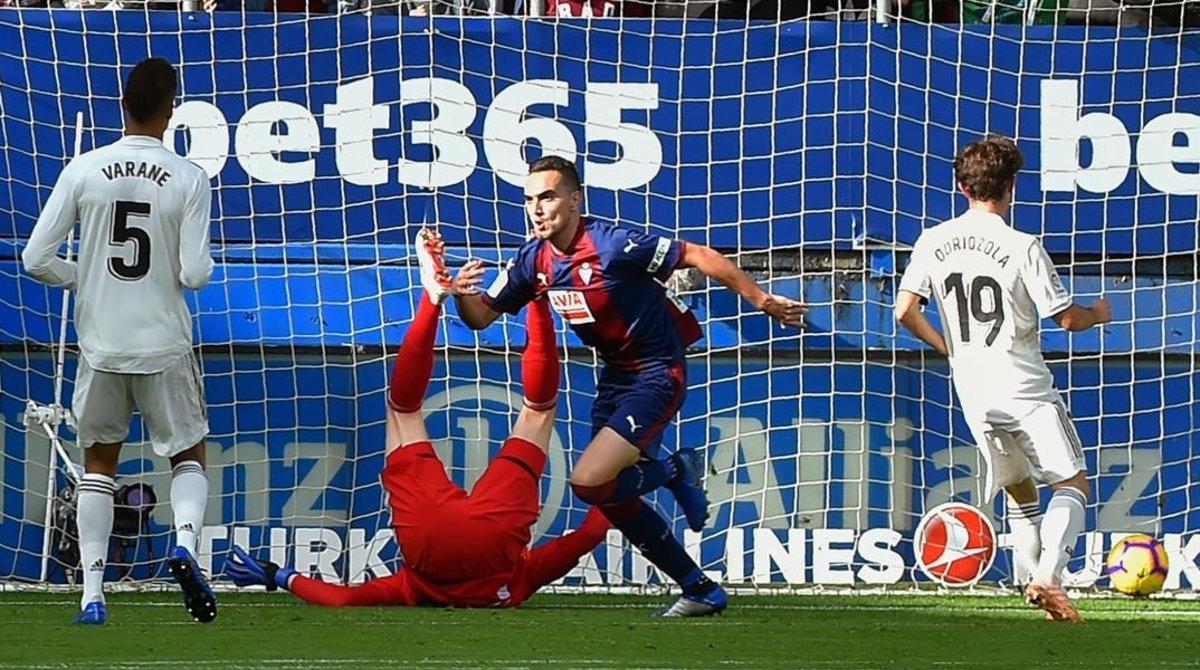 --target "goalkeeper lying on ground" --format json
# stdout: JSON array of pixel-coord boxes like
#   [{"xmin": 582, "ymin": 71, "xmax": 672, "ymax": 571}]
[{"xmin": 228, "ymin": 279, "xmax": 609, "ymax": 606}]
